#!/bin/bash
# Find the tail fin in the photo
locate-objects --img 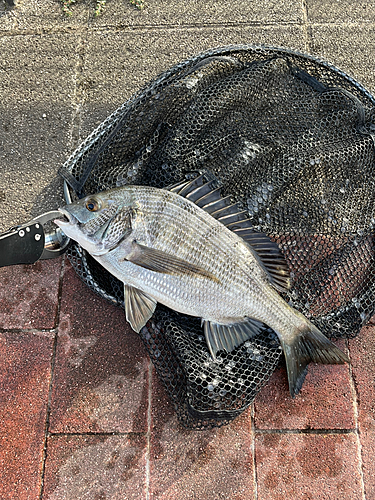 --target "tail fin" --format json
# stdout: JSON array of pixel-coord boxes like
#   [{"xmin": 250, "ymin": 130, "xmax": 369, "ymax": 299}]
[{"xmin": 279, "ymin": 322, "xmax": 350, "ymax": 398}]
